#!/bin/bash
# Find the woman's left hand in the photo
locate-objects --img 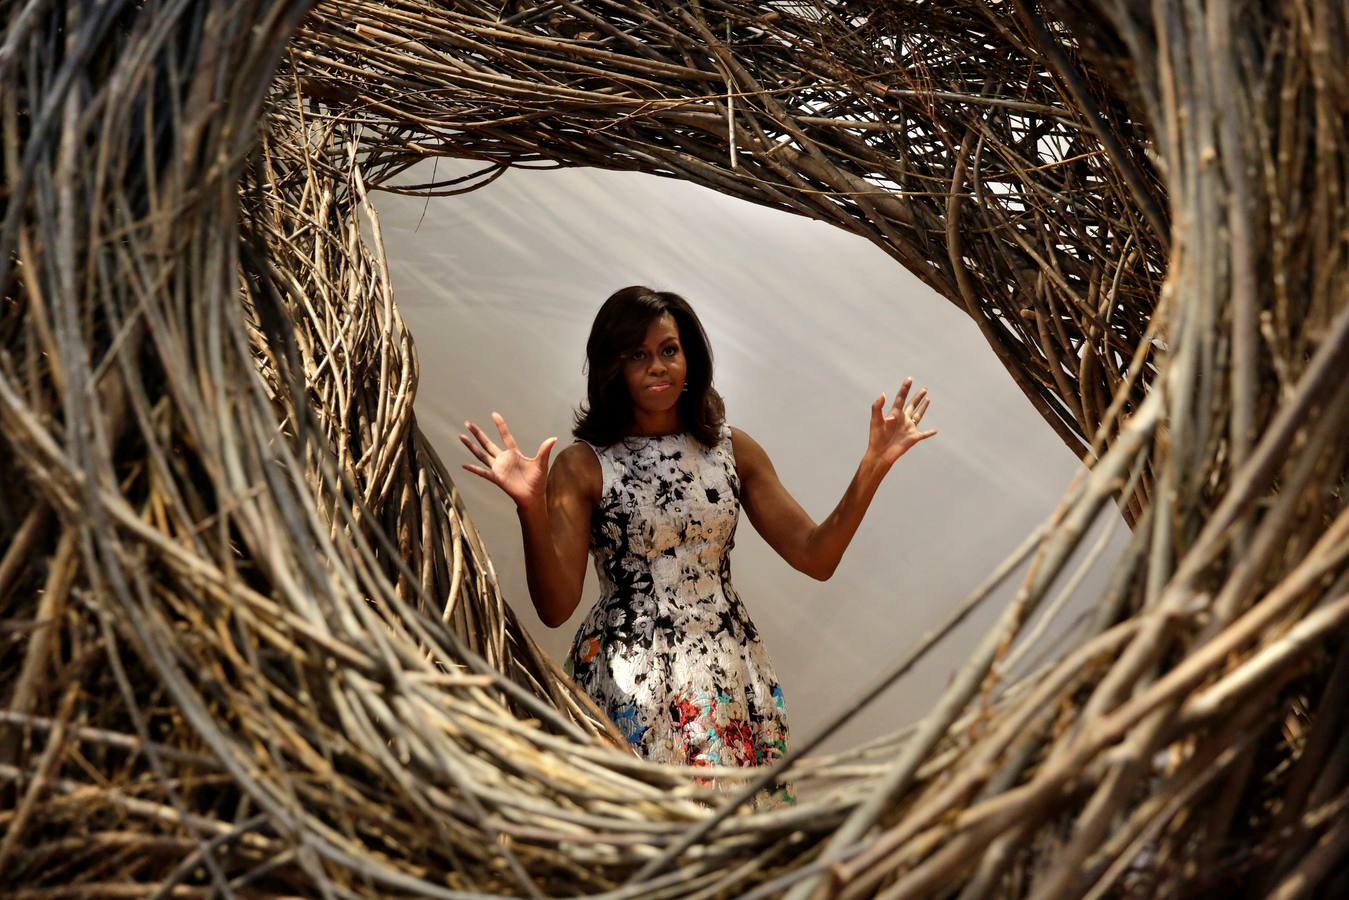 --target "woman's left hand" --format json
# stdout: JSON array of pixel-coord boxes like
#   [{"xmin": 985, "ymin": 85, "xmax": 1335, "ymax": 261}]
[{"xmin": 867, "ymin": 376, "xmax": 938, "ymax": 467}]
